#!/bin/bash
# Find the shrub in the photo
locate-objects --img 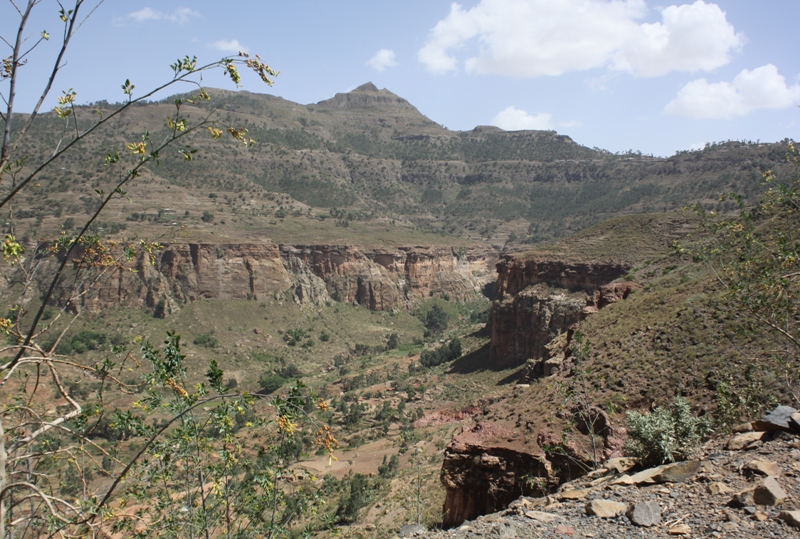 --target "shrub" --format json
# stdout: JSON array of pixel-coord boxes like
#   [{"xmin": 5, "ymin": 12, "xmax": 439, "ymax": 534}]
[
  {"xmin": 258, "ymin": 373, "xmax": 286, "ymax": 395},
  {"xmin": 337, "ymin": 473, "xmax": 374, "ymax": 523},
  {"xmin": 625, "ymin": 397, "xmax": 711, "ymax": 466},
  {"xmin": 193, "ymin": 333, "xmax": 219, "ymax": 348},
  {"xmin": 419, "ymin": 338, "xmax": 462, "ymax": 368}
]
